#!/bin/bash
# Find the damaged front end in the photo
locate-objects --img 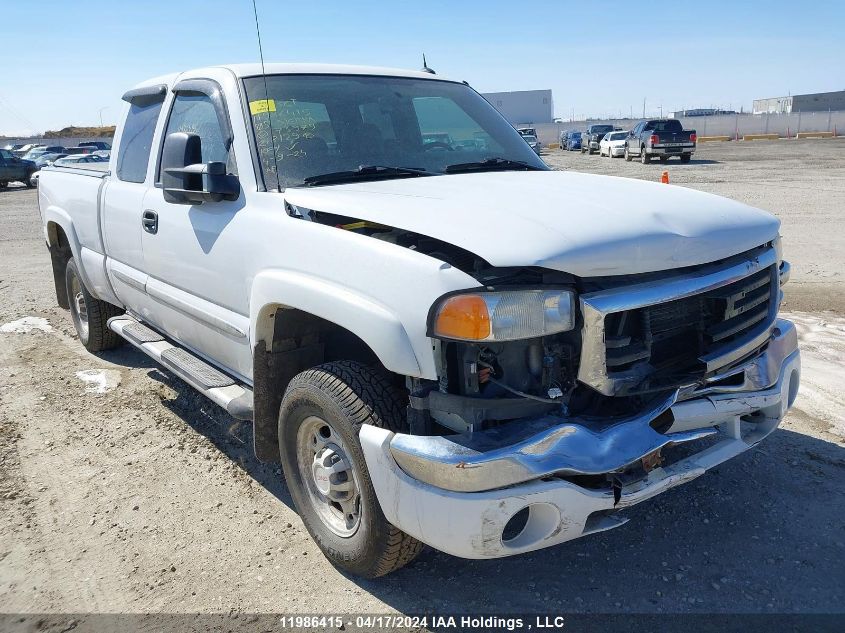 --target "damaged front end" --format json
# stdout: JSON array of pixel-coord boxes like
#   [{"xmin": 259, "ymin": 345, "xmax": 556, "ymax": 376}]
[{"xmin": 359, "ymin": 241, "xmax": 801, "ymax": 559}]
